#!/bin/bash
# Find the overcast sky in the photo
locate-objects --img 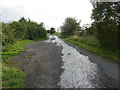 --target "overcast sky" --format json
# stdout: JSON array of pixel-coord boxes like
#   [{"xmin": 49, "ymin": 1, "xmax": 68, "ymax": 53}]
[{"xmin": 0, "ymin": 0, "xmax": 93, "ymax": 29}]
